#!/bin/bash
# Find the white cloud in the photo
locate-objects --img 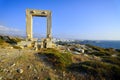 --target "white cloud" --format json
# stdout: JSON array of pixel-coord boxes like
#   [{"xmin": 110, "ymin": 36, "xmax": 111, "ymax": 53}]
[
  {"xmin": 0, "ymin": 25, "xmax": 25, "ymax": 36},
  {"xmin": 0, "ymin": 25, "xmax": 20, "ymax": 32}
]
